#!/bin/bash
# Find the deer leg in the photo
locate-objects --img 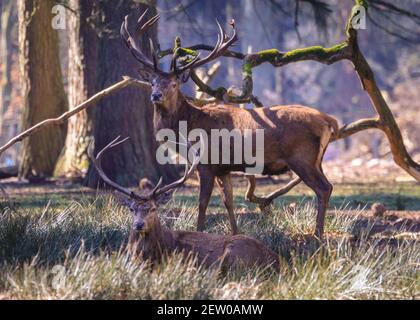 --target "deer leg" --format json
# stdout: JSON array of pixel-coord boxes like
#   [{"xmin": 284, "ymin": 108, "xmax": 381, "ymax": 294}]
[
  {"xmin": 216, "ymin": 174, "xmax": 238, "ymax": 235},
  {"xmin": 197, "ymin": 169, "xmax": 215, "ymax": 231},
  {"xmin": 312, "ymin": 170, "xmax": 332, "ymax": 238},
  {"xmin": 289, "ymin": 161, "xmax": 332, "ymax": 238},
  {"xmin": 288, "ymin": 126, "xmax": 334, "ymax": 238}
]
